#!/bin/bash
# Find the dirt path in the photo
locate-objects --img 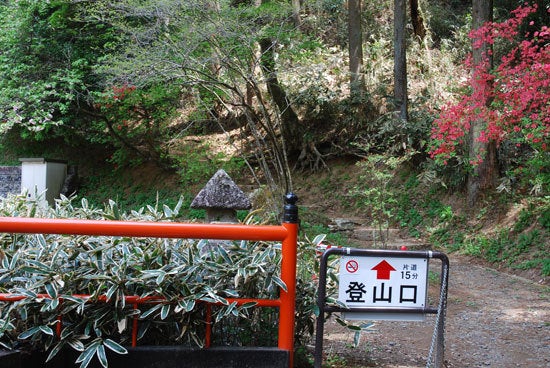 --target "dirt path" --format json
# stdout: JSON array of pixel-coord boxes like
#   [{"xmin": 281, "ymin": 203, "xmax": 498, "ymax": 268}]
[{"xmin": 319, "ymin": 255, "xmax": 550, "ymax": 367}]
